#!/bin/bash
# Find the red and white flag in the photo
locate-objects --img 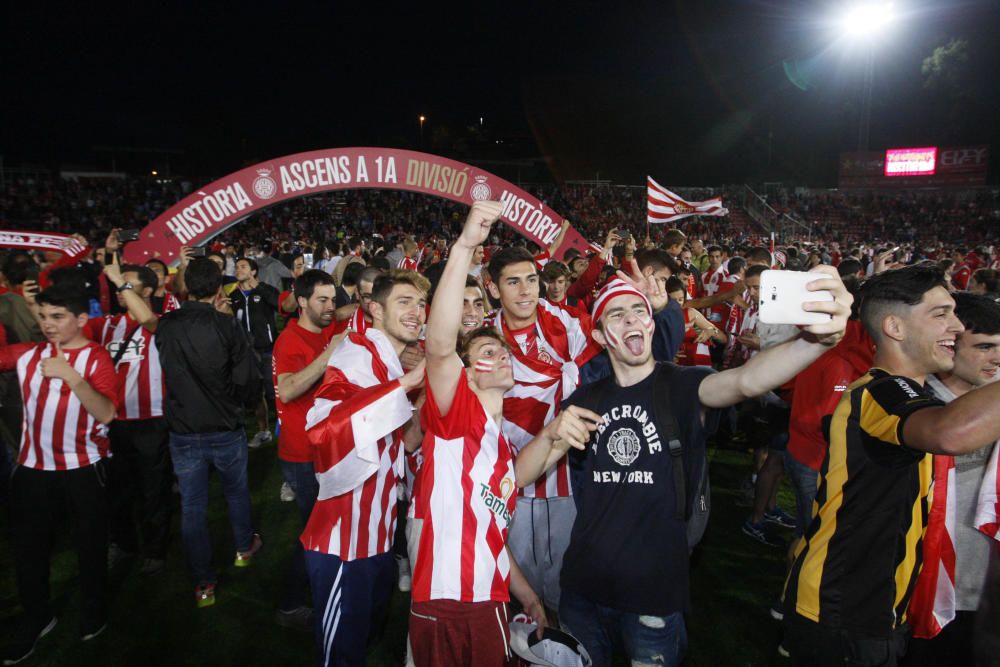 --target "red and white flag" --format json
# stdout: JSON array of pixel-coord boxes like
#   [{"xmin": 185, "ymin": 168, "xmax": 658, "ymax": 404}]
[
  {"xmin": 909, "ymin": 442, "xmax": 1000, "ymax": 638},
  {"xmin": 646, "ymin": 177, "xmax": 727, "ymax": 225}
]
